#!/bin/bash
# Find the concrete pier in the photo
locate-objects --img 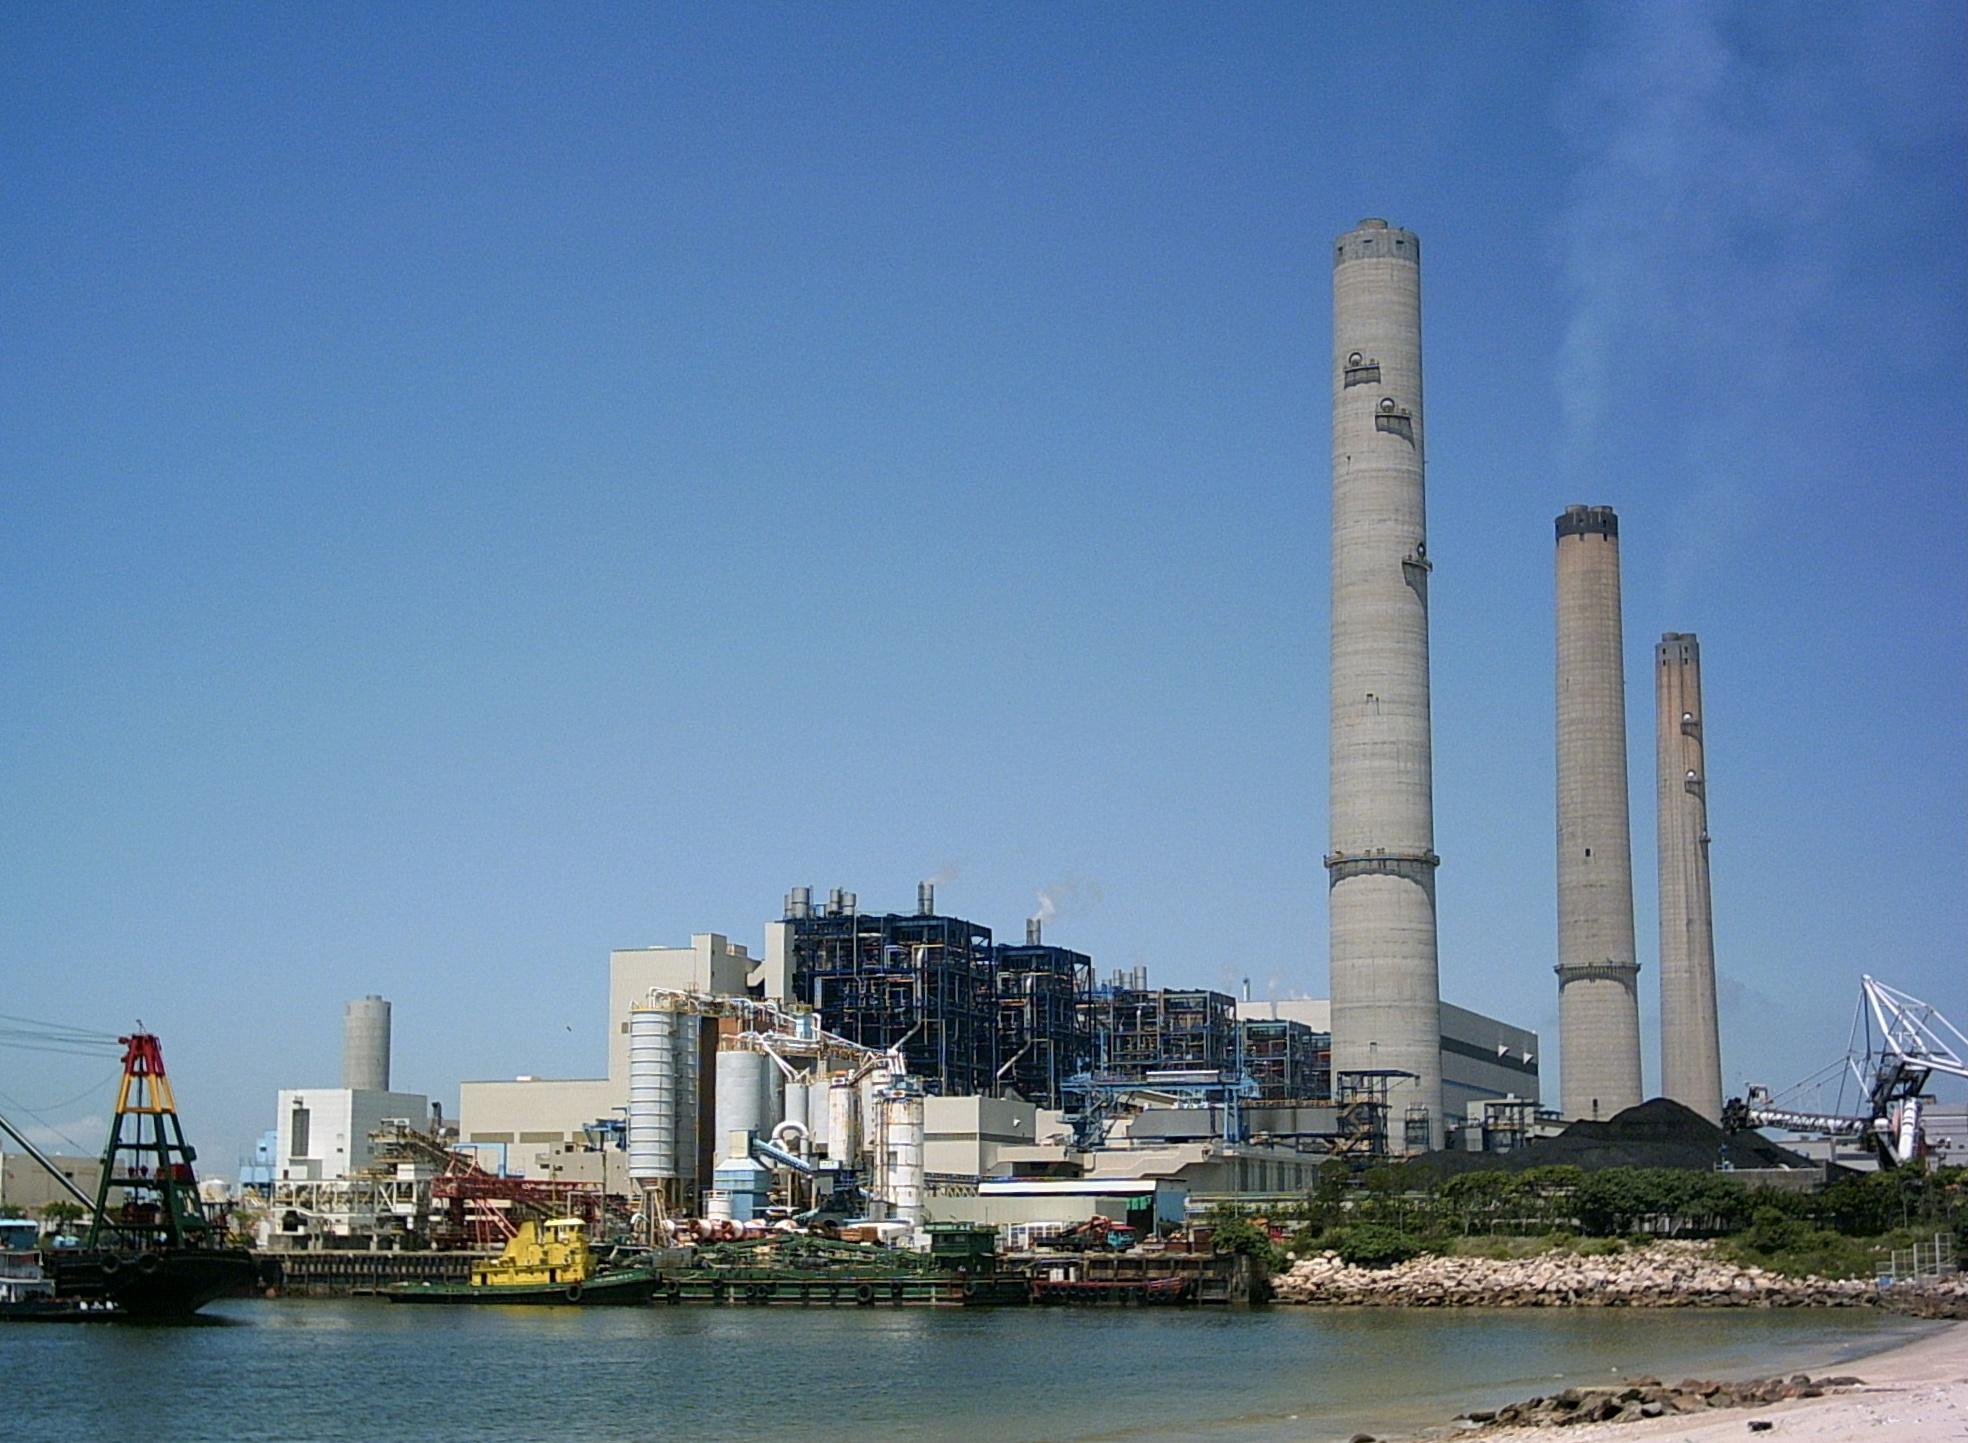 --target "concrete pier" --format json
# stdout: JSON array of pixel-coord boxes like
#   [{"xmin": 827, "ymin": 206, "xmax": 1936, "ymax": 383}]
[
  {"xmin": 1327, "ymin": 219, "xmax": 1443, "ymax": 1151},
  {"xmin": 1554, "ymin": 505, "xmax": 1642, "ymax": 1120}
]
